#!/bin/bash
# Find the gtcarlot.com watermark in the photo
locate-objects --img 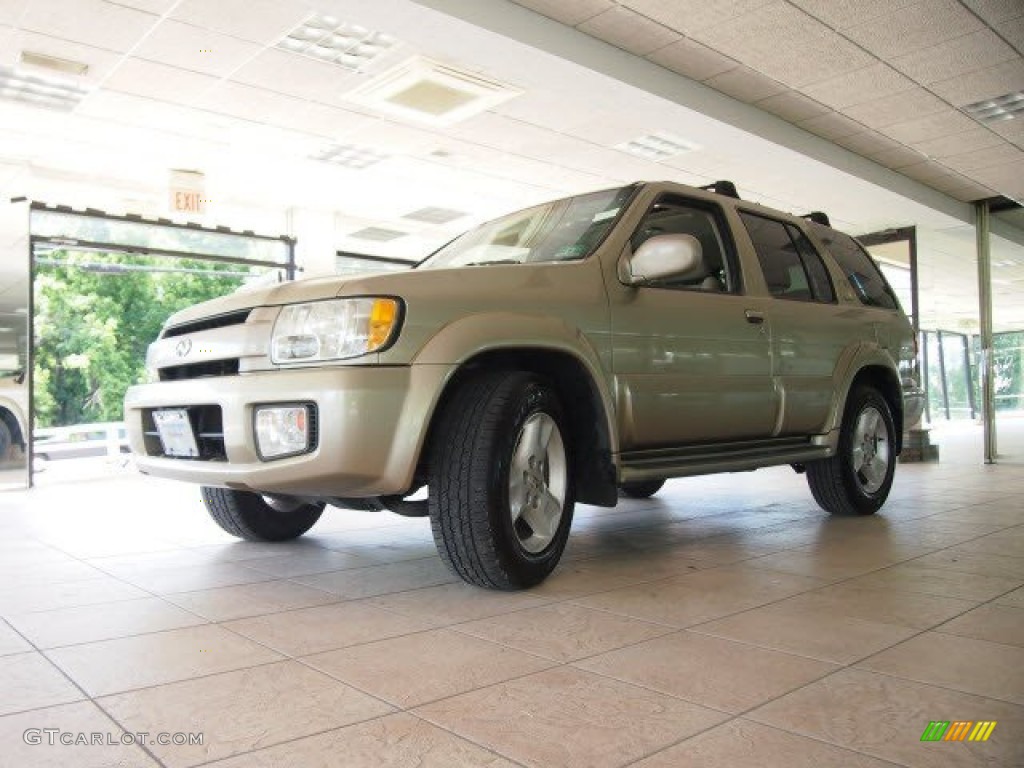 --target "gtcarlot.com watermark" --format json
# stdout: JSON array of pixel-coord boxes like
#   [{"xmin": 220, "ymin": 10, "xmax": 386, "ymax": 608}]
[{"xmin": 24, "ymin": 729, "xmax": 203, "ymax": 747}]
